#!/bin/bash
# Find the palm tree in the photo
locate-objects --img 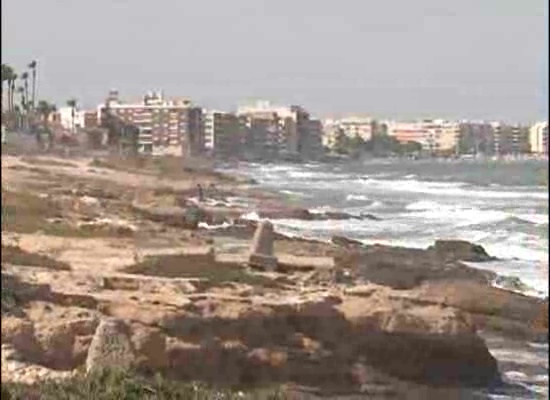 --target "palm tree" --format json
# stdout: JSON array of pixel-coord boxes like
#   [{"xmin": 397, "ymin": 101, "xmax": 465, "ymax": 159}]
[
  {"xmin": 20, "ymin": 72, "xmax": 29, "ymax": 112},
  {"xmin": 16, "ymin": 87, "xmax": 26, "ymax": 111},
  {"xmin": 37, "ymin": 100, "xmax": 57, "ymax": 150},
  {"xmin": 28, "ymin": 60, "xmax": 37, "ymax": 110},
  {"xmin": 9, "ymin": 73, "xmax": 17, "ymax": 112},
  {"xmin": 66, "ymin": 98, "xmax": 77, "ymax": 133},
  {"xmin": 1, "ymin": 64, "xmax": 13, "ymax": 111},
  {"xmin": 37, "ymin": 100, "xmax": 56, "ymax": 122}
]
